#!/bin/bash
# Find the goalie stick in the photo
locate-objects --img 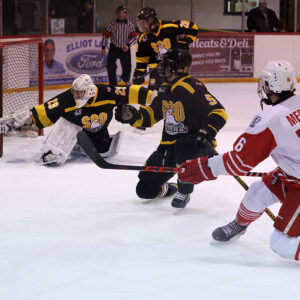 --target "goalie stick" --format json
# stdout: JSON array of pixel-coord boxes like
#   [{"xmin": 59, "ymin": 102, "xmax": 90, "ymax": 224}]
[
  {"xmin": 204, "ymin": 140, "xmax": 276, "ymax": 221},
  {"xmin": 77, "ymin": 131, "xmax": 183, "ymax": 173}
]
